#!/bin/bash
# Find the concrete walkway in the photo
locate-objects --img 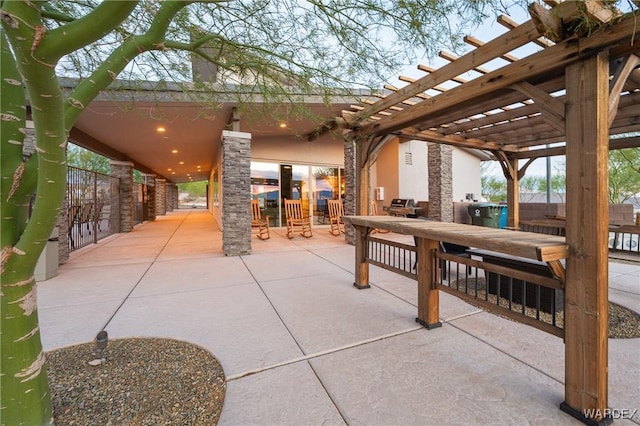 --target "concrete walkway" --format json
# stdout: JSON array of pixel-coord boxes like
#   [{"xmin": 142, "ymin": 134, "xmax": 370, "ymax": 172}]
[{"xmin": 37, "ymin": 209, "xmax": 640, "ymax": 425}]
